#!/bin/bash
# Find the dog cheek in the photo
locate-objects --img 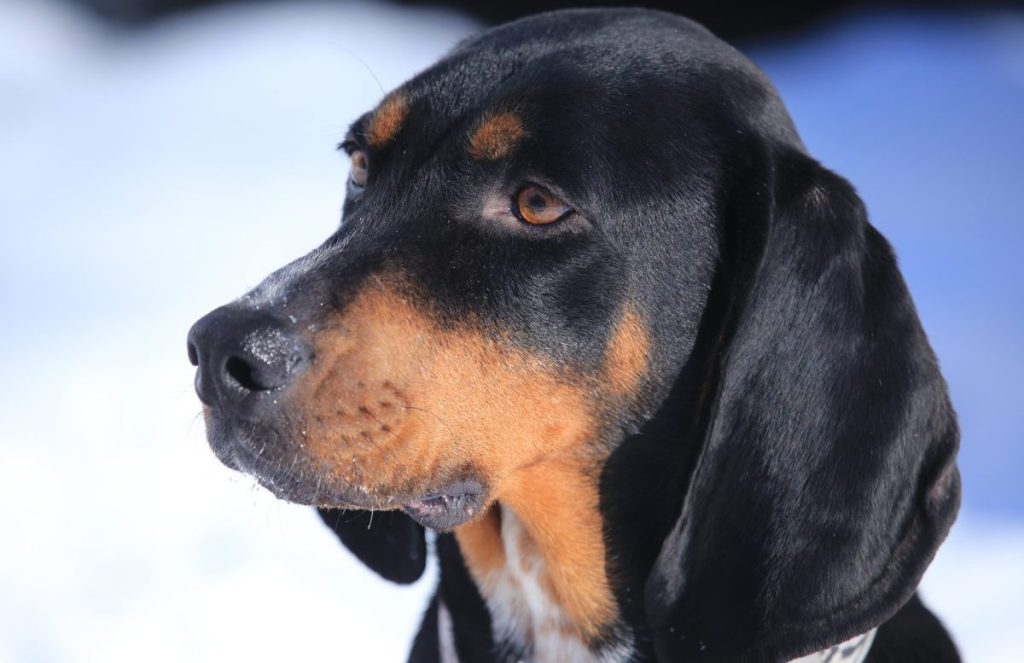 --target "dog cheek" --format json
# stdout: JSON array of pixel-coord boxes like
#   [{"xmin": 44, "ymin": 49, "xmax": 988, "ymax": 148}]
[
  {"xmin": 301, "ymin": 376, "xmax": 418, "ymax": 489},
  {"xmin": 281, "ymin": 280, "xmax": 601, "ymax": 498}
]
